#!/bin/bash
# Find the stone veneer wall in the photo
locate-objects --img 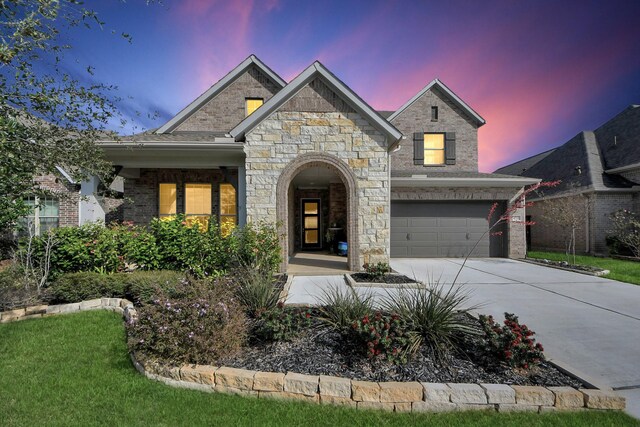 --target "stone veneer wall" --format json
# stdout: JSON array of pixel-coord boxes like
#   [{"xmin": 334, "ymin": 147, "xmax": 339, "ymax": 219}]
[
  {"xmin": 245, "ymin": 111, "xmax": 390, "ymax": 268},
  {"xmin": 391, "ymin": 187, "xmax": 526, "ymax": 258},
  {"xmin": 0, "ymin": 301, "xmax": 626, "ymax": 414},
  {"xmin": 122, "ymin": 169, "xmax": 237, "ymax": 225}
]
